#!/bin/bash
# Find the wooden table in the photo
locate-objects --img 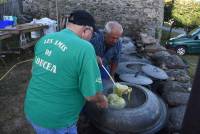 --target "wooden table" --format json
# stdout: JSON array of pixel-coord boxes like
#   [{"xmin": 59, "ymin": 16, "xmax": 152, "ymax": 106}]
[
  {"xmin": 0, "ymin": 23, "xmax": 48, "ymax": 66},
  {"xmin": 0, "ymin": 31, "xmax": 13, "ymax": 65},
  {"xmin": 0, "ymin": 31, "xmax": 13, "ymax": 54},
  {"xmin": 0, "ymin": 23, "xmax": 48, "ymax": 34},
  {"xmin": 0, "ymin": 31, "xmax": 12, "ymax": 40},
  {"xmin": 0, "ymin": 23, "xmax": 48, "ymax": 49}
]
